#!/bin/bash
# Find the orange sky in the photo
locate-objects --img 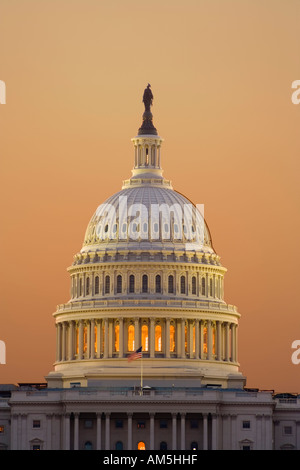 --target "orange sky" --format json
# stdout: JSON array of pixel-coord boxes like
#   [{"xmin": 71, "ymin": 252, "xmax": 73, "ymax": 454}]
[{"xmin": 0, "ymin": 0, "xmax": 299, "ymax": 392}]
